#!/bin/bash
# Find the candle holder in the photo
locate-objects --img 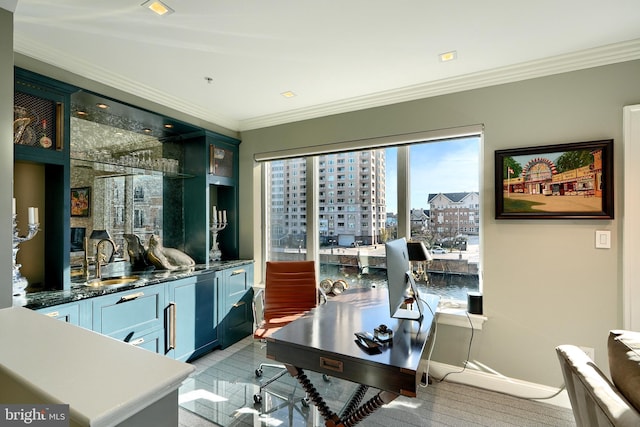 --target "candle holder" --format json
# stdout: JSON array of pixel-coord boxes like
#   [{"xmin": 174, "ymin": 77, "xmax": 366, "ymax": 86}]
[
  {"xmin": 210, "ymin": 220, "xmax": 228, "ymax": 262},
  {"xmin": 13, "ymin": 215, "xmax": 39, "ymax": 297}
]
